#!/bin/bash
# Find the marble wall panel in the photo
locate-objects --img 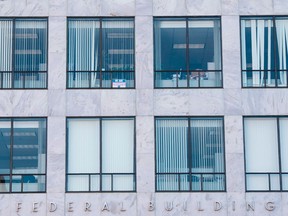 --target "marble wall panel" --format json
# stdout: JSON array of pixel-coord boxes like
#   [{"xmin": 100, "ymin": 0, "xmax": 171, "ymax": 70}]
[
  {"xmin": 136, "ymin": 52, "xmax": 154, "ymax": 89},
  {"xmin": 0, "ymin": 195, "xmax": 11, "ymax": 216},
  {"xmin": 136, "ymin": 90, "xmax": 153, "ymax": 115},
  {"xmin": 135, "ymin": 16, "xmax": 153, "ymax": 54},
  {"xmin": 282, "ymin": 193, "xmax": 288, "ymax": 216},
  {"xmin": 49, "ymin": 17, "xmax": 66, "ymax": 54},
  {"xmin": 14, "ymin": 0, "xmax": 48, "ymax": 16},
  {"xmin": 137, "ymin": 153, "xmax": 155, "ymax": 193},
  {"xmin": 226, "ymin": 153, "xmax": 245, "ymax": 193},
  {"xmin": 47, "ymin": 193, "xmax": 65, "ymax": 216},
  {"xmin": 47, "ymin": 117, "xmax": 66, "ymax": 154},
  {"xmin": 221, "ymin": 0, "xmax": 239, "ymax": 15},
  {"xmin": 154, "ymin": 90, "xmax": 189, "ymax": 116},
  {"xmin": 136, "ymin": 116, "xmax": 154, "ymax": 153},
  {"xmin": 48, "ymin": 90, "xmax": 66, "ymax": 116},
  {"xmin": 0, "ymin": 0, "xmax": 14, "ymax": 16},
  {"xmin": 47, "ymin": 154, "xmax": 65, "ymax": 193},
  {"xmin": 67, "ymin": 0, "xmax": 101, "ymax": 16},
  {"xmin": 49, "ymin": 0, "xmax": 67, "ymax": 16},
  {"xmin": 48, "ymin": 52, "xmax": 66, "ymax": 90},
  {"xmin": 242, "ymin": 90, "xmax": 288, "ymax": 115},
  {"xmin": 136, "ymin": 193, "xmax": 156, "ymax": 216},
  {"xmin": 10, "ymin": 194, "xmax": 47, "ymax": 216},
  {"xmin": 222, "ymin": 16, "xmax": 240, "ymax": 53},
  {"xmin": 153, "ymin": 0, "xmax": 187, "ymax": 16},
  {"xmin": 226, "ymin": 193, "xmax": 247, "ymax": 216},
  {"xmin": 238, "ymin": 0, "xmax": 273, "ymax": 15},
  {"xmin": 224, "ymin": 89, "xmax": 242, "ymax": 115},
  {"xmin": 245, "ymin": 193, "xmax": 282, "ymax": 216},
  {"xmin": 101, "ymin": 0, "xmax": 135, "ymax": 16},
  {"xmin": 273, "ymin": 0, "xmax": 288, "ymax": 14},
  {"xmin": 186, "ymin": 0, "xmax": 222, "ymax": 15},
  {"xmin": 12, "ymin": 90, "xmax": 48, "ymax": 116},
  {"xmin": 224, "ymin": 116, "xmax": 243, "ymax": 154},
  {"xmin": 66, "ymin": 90, "xmax": 101, "ymax": 116},
  {"xmin": 189, "ymin": 90, "xmax": 225, "ymax": 115},
  {"xmin": 136, "ymin": 0, "xmax": 153, "ymax": 16},
  {"xmin": 222, "ymin": 51, "xmax": 242, "ymax": 89},
  {"xmin": 0, "ymin": 91, "xmax": 13, "ymax": 116},
  {"xmin": 100, "ymin": 90, "xmax": 136, "ymax": 116}
]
